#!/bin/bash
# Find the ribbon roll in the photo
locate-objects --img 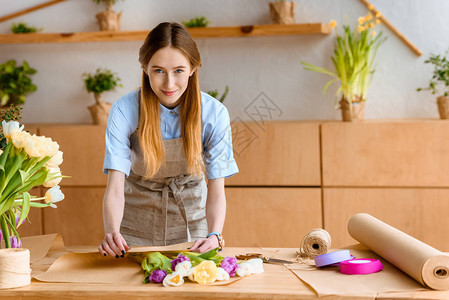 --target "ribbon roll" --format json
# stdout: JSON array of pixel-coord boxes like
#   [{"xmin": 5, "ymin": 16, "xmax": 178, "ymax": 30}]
[
  {"xmin": 314, "ymin": 250, "xmax": 352, "ymax": 267},
  {"xmin": 340, "ymin": 258, "xmax": 384, "ymax": 275}
]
